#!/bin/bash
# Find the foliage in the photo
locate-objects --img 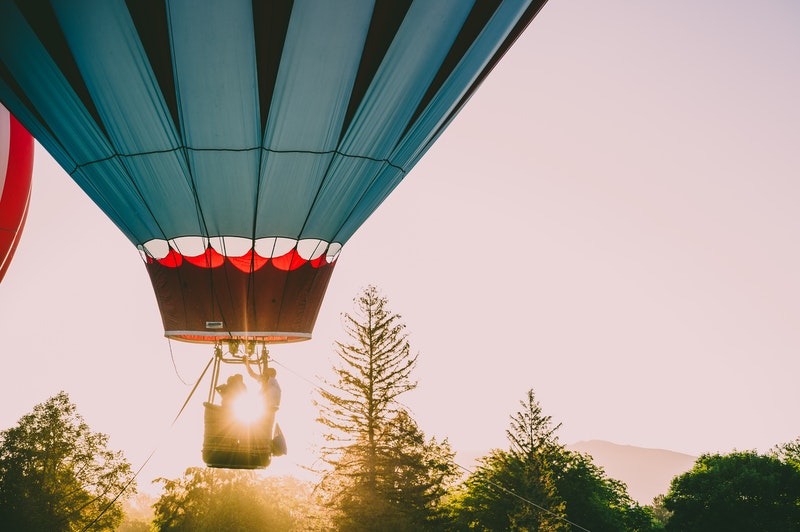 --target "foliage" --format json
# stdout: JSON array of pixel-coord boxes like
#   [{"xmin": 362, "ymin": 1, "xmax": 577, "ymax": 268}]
[
  {"xmin": 315, "ymin": 285, "xmax": 459, "ymax": 530},
  {"xmin": 117, "ymin": 518, "xmax": 151, "ymax": 532},
  {"xmin": 152, "ymin": 468, "xmax": 322, "ymax": 531},
  {"xmin": 324, "ymin": 420, "xmax": 458, "ymax": 531},
  {"xmin": 772, "ymin": 436, "xmax": 800, "ymax": 471},
  {"xmin": 385, "ymin": 411, "xmax": 459, "ymax": 527},
  {"xmin": 506, "ymin": 389, "xmax": 563, "ymax": 462},
  {"xmin": 118, "ymin": 492, "xmax": 157, "ymax": 532},
  {"xmin": 663, "ymin": 451, "xmax": 800, "ymax": 531},
  {"xmin": 448, "ymin": 390, "xmax": 568, "ymax": 531},
  {"xmin": 552, "ymin": 449, "xmax": 657, "ymax": 531},
  {"xmin": 316, "ymin": 285, "xmax": 417, "ymax": 455},
  {"xmin": 450, "ymin": 448, "xmax": 567, "ymax": 531},
  {"xmin": 448, "ymin": 389, "xmax": 659, "ymax": 531},
  {"xmin": 0, "ymin": 391, "xmax": 135, "ymax": 531},
  {"xmin": 646, "ymin": 494, "xmax": 670, "ymax": 529}
]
